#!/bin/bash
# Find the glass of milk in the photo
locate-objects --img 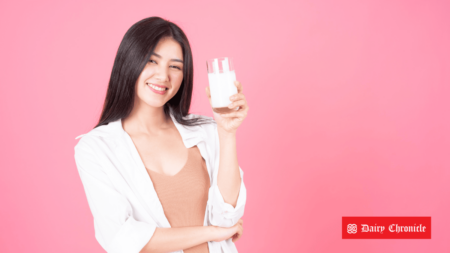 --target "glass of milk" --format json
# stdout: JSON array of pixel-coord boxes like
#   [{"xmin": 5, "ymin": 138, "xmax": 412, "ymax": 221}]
[{"xmin": 206, "ymin": 57, "xmax": 239, "ymax": 114}]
